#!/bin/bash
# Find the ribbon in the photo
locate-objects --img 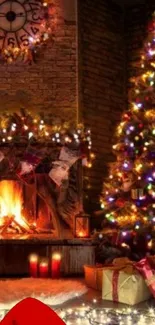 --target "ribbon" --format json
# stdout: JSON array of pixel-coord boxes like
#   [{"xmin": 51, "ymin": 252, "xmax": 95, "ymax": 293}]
[
  {"xmin": 112, "ymin": 257, "xmax": 136, "ymax": 274},
  {"xmin": 112, "ymin": 270, "xmax": 119, "ymax": 302}
]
